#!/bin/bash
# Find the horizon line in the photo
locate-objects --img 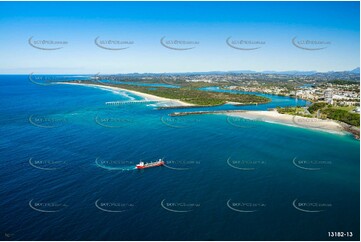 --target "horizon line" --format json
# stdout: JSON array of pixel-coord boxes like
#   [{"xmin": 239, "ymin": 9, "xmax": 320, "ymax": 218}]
[{"xmin": 0, "ymin": 67, "xmax": 359, "ymax": 76}]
